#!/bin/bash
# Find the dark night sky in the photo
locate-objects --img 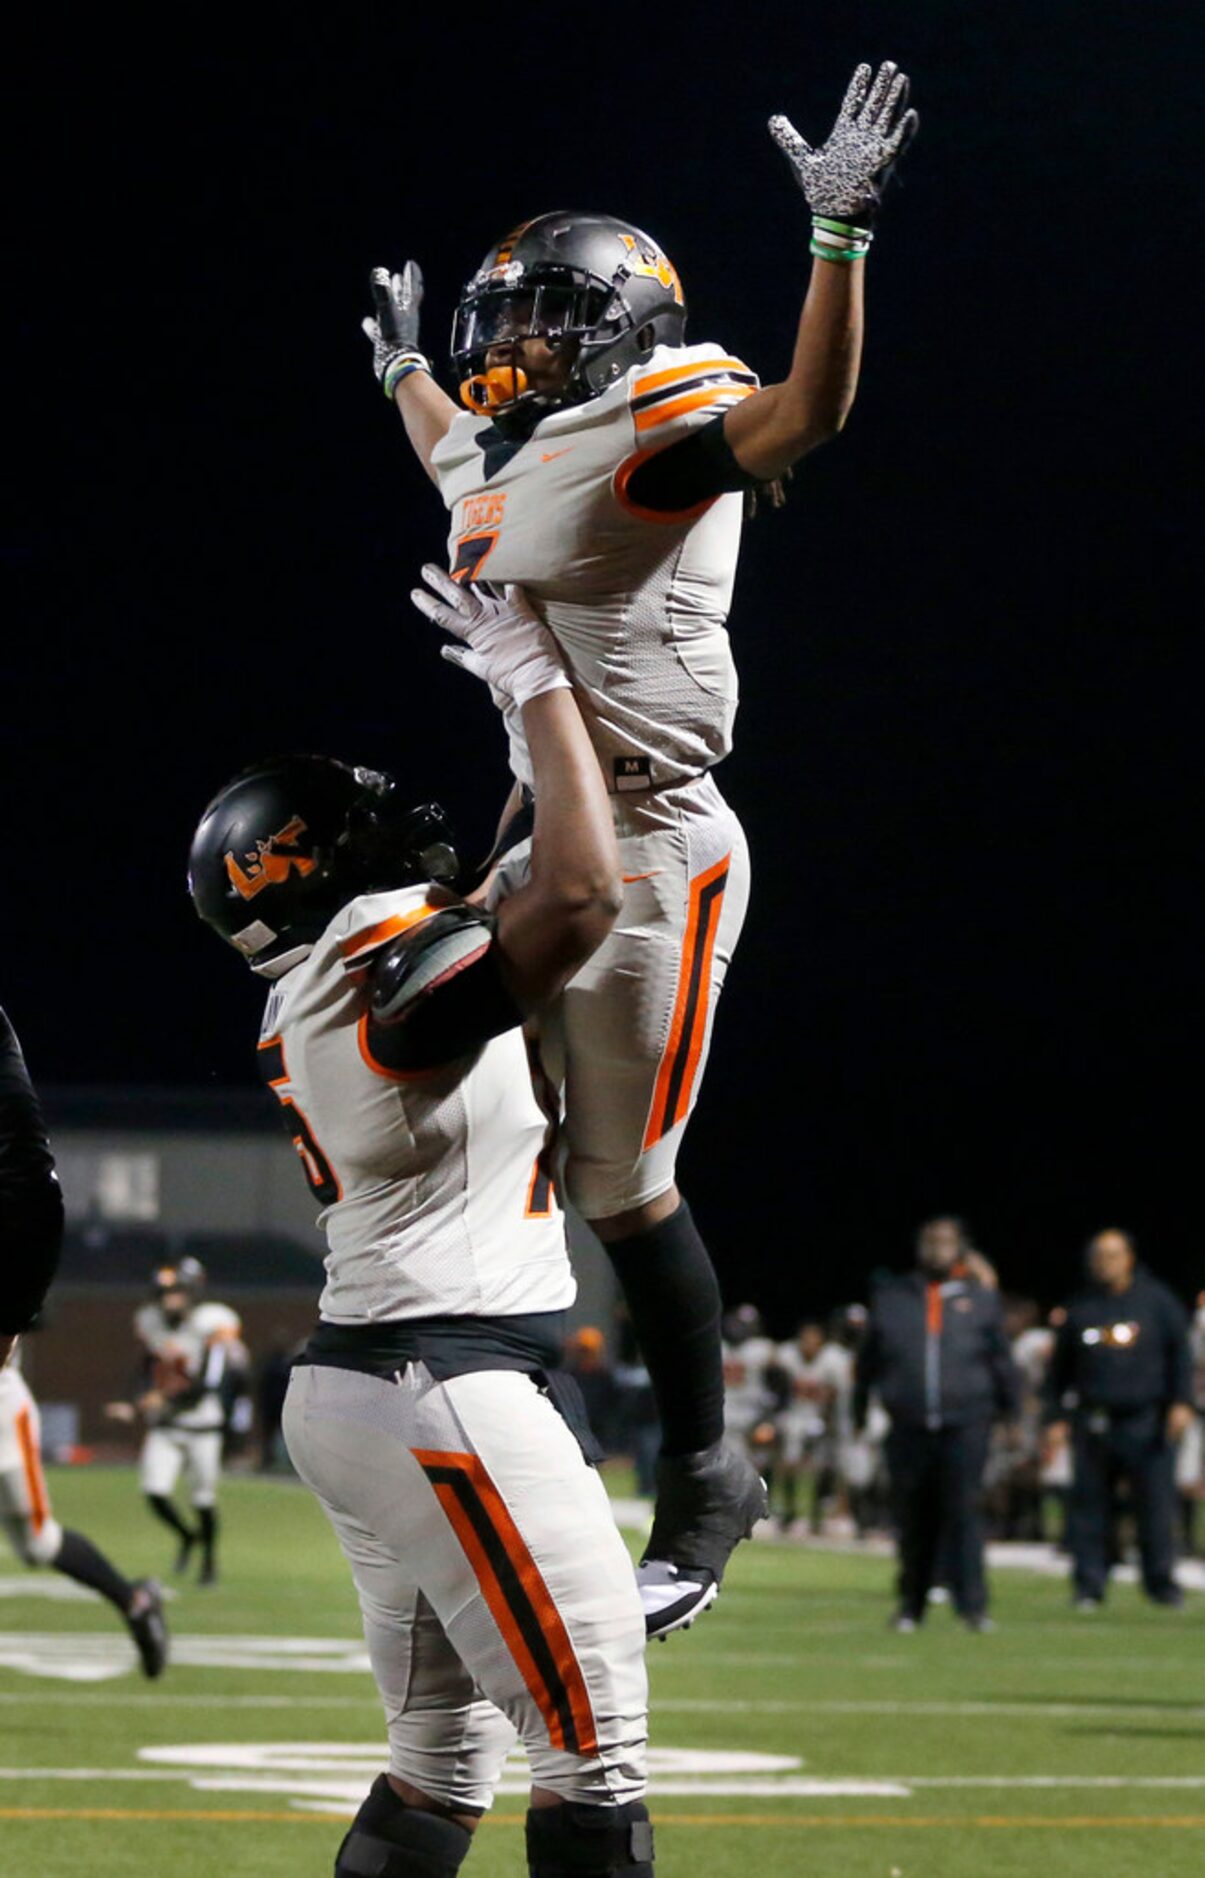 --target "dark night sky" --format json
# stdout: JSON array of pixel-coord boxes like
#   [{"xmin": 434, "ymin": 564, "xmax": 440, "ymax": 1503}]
[{"xmin": 6, "ymin": 5, "xmax": 1201, "ymax": 1325}]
